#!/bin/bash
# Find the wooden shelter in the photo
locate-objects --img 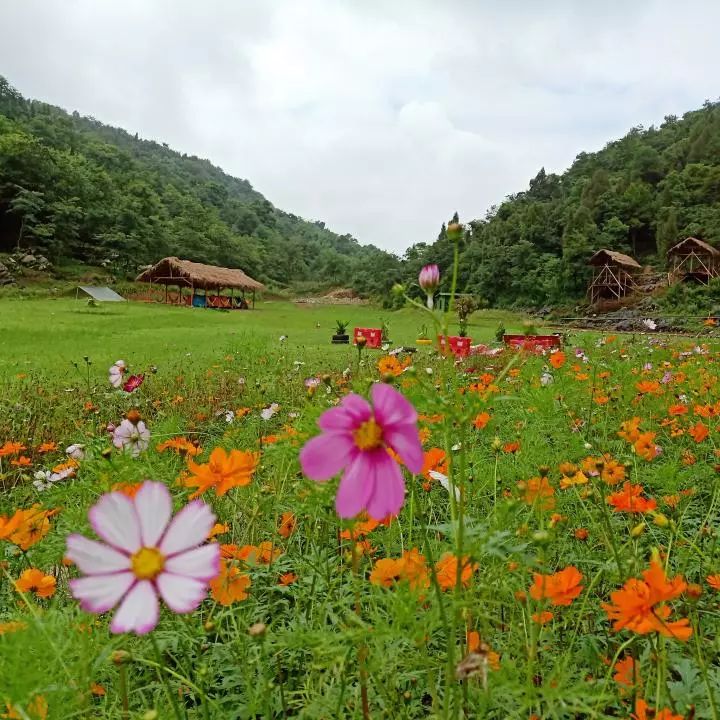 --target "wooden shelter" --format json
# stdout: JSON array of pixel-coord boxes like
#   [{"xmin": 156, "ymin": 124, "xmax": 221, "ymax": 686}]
[
  {"xmin": 667, "ymin": 237, "xmax": 720, "ymax": 285},
  {"xmin": 587, "ymin": 249, "xmax": 642, "ymax": 304},
  {"xmin": 136, "ymin": 257, "xmax": 265, "ymax": 309}
]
